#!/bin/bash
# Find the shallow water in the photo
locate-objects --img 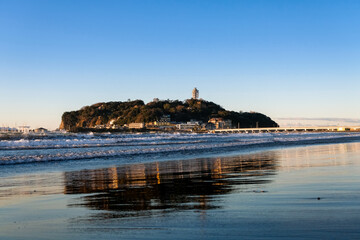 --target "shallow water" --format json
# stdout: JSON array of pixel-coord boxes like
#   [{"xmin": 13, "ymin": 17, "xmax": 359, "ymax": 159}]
[{"xmin": 1, "ymin": 140, "xmax": 360, "ymax": 239}]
